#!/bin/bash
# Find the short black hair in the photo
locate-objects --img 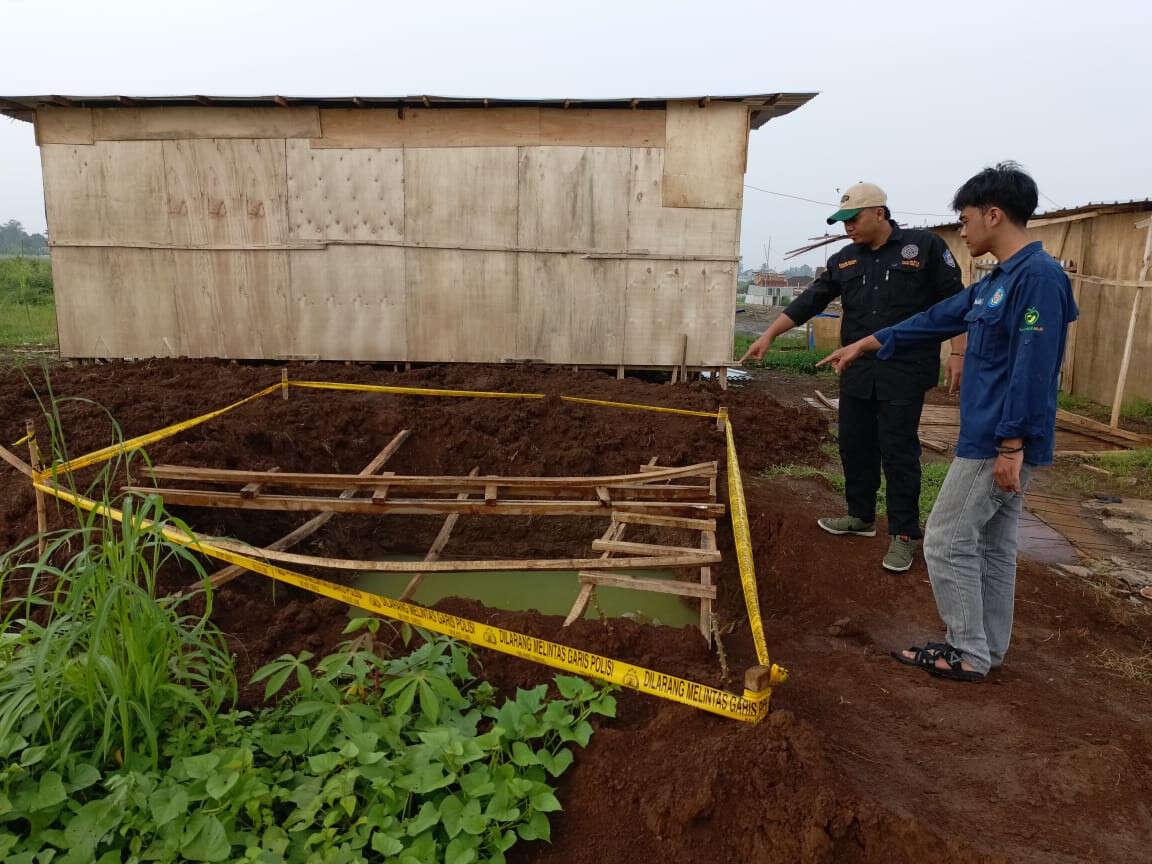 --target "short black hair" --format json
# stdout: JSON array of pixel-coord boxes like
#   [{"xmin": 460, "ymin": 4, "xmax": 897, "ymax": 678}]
[
  {"xmin": 882, "ymin": 206, "xmax": 892, "ymax": 220},
  {"xmin": 951, "ymin": 161, "xmax": 1038, "ymax": 226}
]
